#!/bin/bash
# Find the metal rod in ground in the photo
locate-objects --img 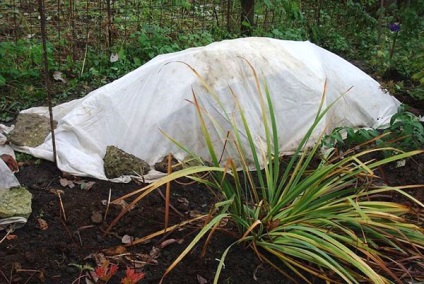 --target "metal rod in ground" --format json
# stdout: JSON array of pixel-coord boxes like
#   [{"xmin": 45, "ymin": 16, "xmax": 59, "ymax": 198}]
[
  {"xmin": 106, "ymin": 0, "xmax": 113, "ymax": 49},
  {"xmin": 38, "ymin": 0, "xmax": 58, "ymax": 165}
]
